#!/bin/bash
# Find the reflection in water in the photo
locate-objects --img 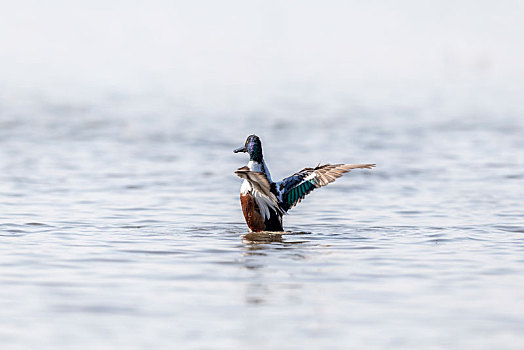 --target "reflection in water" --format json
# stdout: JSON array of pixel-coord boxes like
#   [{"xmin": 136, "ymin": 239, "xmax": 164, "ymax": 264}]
[
  {"xmin": 241, "ymin": 232, "xmax": 310, "ymax": 261},
  {"xmin": 240, "ymin": 231, "xmax": 309, "ymax": 305},
  {"xmin": 244, "ymin": 283, "xmax": 269, "ymax": 305},
  {"xmin": 242, "ymin": 231, "xmax": 310, "ymax": 245},
  {"xmin": 242, "ymin": 232, "xmax": 286, "ymax": 244}
]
